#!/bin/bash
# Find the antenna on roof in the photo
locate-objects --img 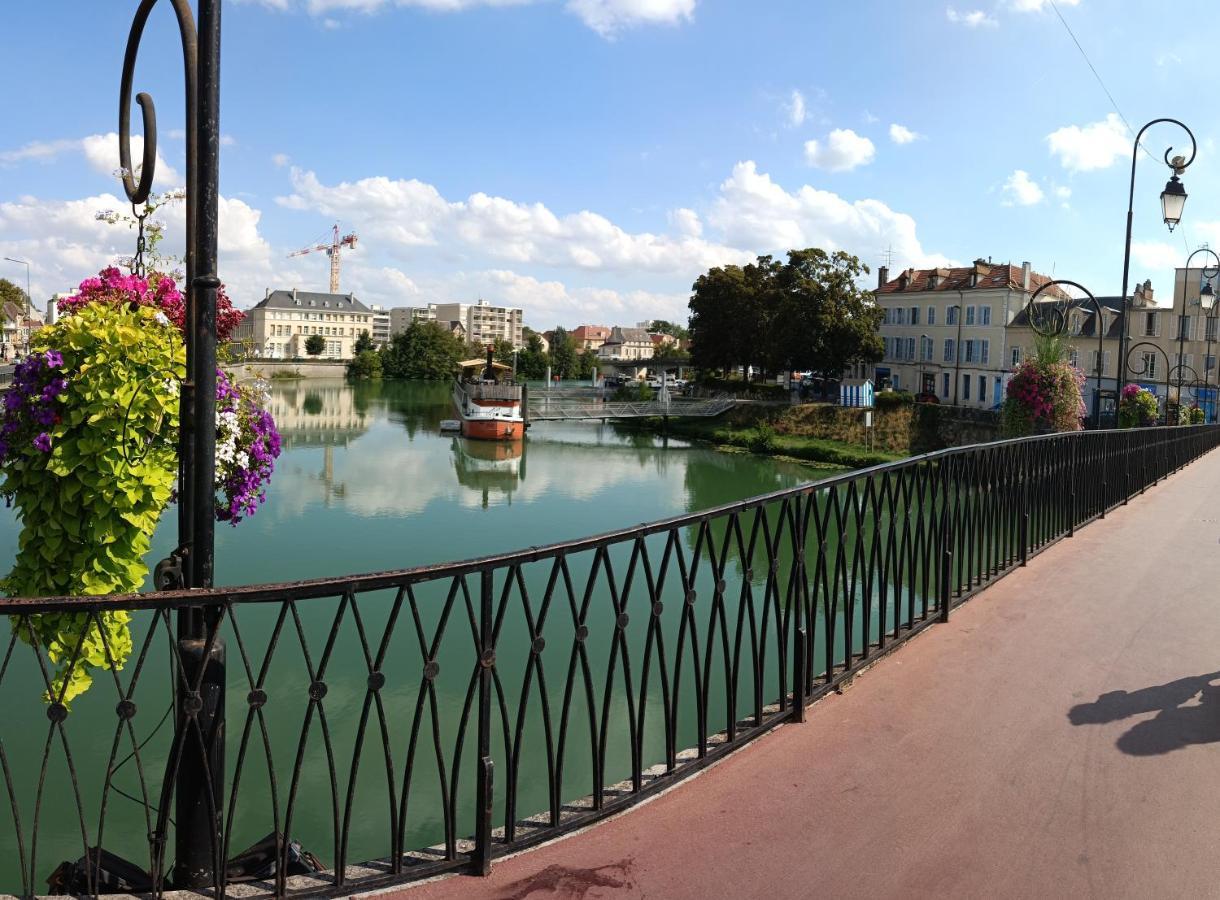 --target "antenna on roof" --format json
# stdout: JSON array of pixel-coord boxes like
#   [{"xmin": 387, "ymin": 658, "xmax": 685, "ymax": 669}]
[{"xmin": 879, "ymin": 245, "xmax": 895, "ymax": 269}]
